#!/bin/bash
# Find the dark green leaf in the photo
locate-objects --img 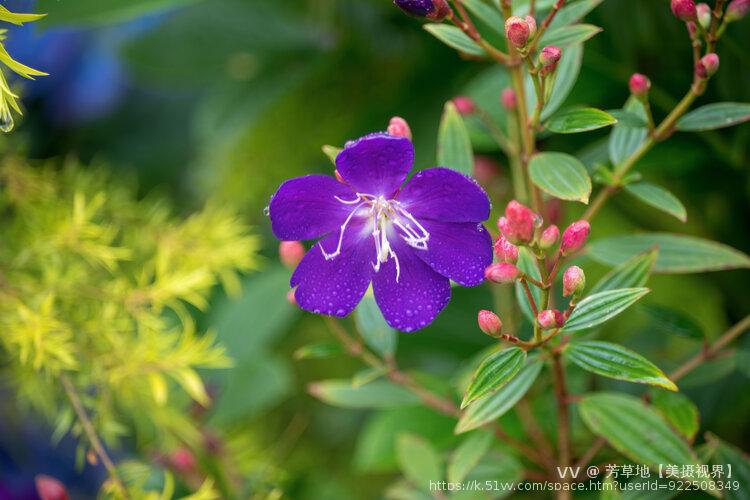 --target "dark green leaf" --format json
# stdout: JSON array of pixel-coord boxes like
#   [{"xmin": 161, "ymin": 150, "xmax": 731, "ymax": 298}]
[
  {"xmin": 355, "ymin": 295, "xmax": 397, "ymax": 357},
  {"xmin": 529, "ymin": 152, "xmax": 592, "ymax": 202},
  {"xmin": 447, "ymin": 431, "xmax": 494, "ymax": 483},
  {"xmin": 437, "ymin": 101, "xmax": 474, "ymax": 175},
  {"xmin": 609, "ymin": 96, "xmax": 648, "ymax": 165},
  {"xmin": 539, "ymin": 24, "xmax": 602, "ymax": 47},
  {"xmin": 563, "ymin": 288, "xmax": 650, "ymax": 332},
  {"xmin": 624, "ymin": 182, "xmax": 687, "ymax": 222},
  {"xmin": 546, "ymin": 107, "xmax": 617, "ymax": 134},
  {"xmin": 549, "ymin": 0, "xmax": 605, "ymax": 29},
  {"xmin": 590, "ymin": 248, "xmax": 658, "ymax": 295},
  {"xmin": 396, "ymin": 433, "xmax": 444, "ymax": 490},
  {"xmin": 676, "ymin": 103, "xmax": 750, "ymax": 131},
  {"xmin": 565, "ymin": 340, "xmax": 677, "ymax": 391},
  {"xmin": 309, "ymin": 380, "xmax": 420, "ymax": 409},
  {"xmin": 461, "ymin": 347, "xmax": 526, "ymax": 408},
  {"xmin": 424, "ymin": 24, "xmax": 486, "ymax": 57},
  {"xmin": 293, "ymin": 341, "xmax": 344, "ymax": 360},
  {"xmin": 639, "ymin": 304, "xmax": 704, "ymax": 340},
  {"xmin": 515, "ymin": 248, "xmax": 544, "ymax": 322},
  {"xmin": 650, "ymin": 390, "xmax": 700, "ymax": 441}
]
